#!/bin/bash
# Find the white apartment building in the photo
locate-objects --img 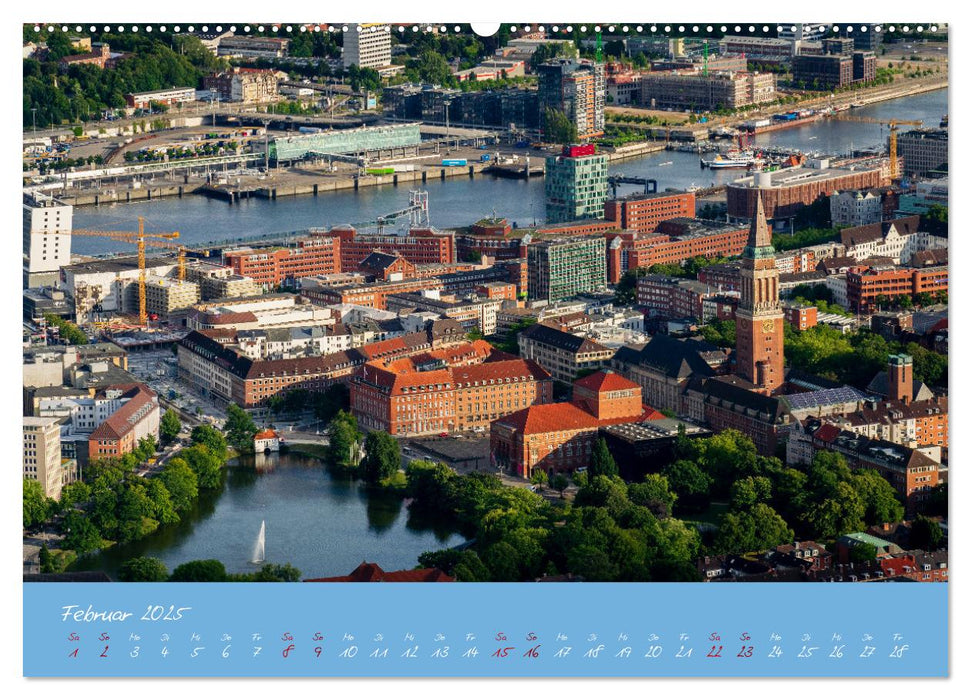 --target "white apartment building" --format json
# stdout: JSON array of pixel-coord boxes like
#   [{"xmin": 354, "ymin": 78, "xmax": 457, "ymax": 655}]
[
  {"xmin": 343, "ymin": 23, "xmax": 392, "ymax": 69},
  {"xmin": 23, "ymin": 192, "xmax": 73, "ymax": 288},
  {"xmin": 830, "ymin": 190, "xmax": 884, "ymax": 227},
  {"xmin": 23, "ymin": 416, "xmax": 70, "ymax": 499}
]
